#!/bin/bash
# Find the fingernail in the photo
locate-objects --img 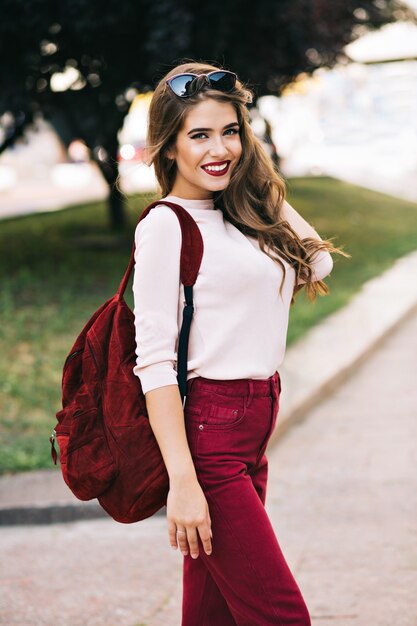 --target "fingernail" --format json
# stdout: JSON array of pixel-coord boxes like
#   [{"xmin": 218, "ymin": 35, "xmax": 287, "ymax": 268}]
[
  {"xmin": 171, "ymin": 545, "xmax": 178, "ymax": 549},
  {"xmin": 191, "ymin": 553, "xmax": 199, "ymax": 559}
]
